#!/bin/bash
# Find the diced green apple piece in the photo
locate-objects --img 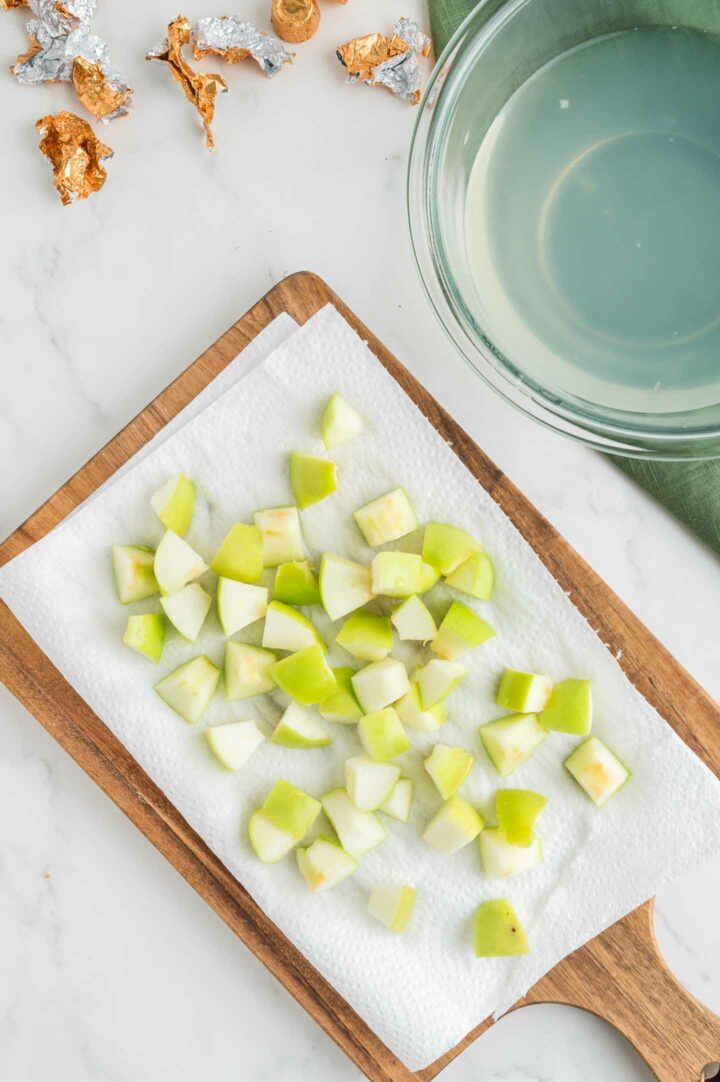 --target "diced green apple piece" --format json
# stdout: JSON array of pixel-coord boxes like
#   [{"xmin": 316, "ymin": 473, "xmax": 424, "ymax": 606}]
[
  {"xmin": 262, "ymin": 600, "xmax": 324, "ymax": 652},
  {"xmin": 496, "ymin": 789, "xmax": 547, "ymax": 847},
  {"xmin": 345, "ymin": 756, "xmax": 400, "ymax": 811},
  {"xmin": 541, "ymin": 678, "xmax": 593, "ymax": 736},
  {"xmin": 496, "ymin": 669, "xmax": 553, "ymax": 713},
  {"xmin": 154, "ymin": 655, "xmax": 220, "ymax": 723},
  {"xmin": 351, "ymin": 658, "xmax": 410, "ymax": 713},
  {"xmin": 262, "ymin": 779, "xmax": 321, "ymax": 840},
  {"xmin": 296, "ymin": 836, "xmax": 358, "ymax": 891},
  {"xmin": 217, "ymin": 578, "xmax": 268, "ymax": 636},
  {"xmin": 160, "ymin": 582, "xmax": 212, "ymax": 642},
  {"xmin": 210, "ymin": 523, "xmax": 263, "ymax": 583},
  {"xmin": 564, "ymin": 736, "xmax": 630, "ymax": 806},
  {"xmin": 430, "ymin": 601, "xmax": 496, "ymax": 660},
  {"xmin": 424, "ymin": 744, "xmax": 474, "ymax": 799},
  {"xmin": 224, "ymin": 642, "xmax": 276, "ymax": 700},
  {"xmin": 271, "ymin": 701, "xmax": 332, "ymax": 748},
  {"xmin": 353, "ymin": 488, "xmax": 418, "ymax": 548},
  {"xmin": 336, "ymin": 611, "xmax": 393, "ymax": 662},
  {"xmin": 395, "ymin": 683, "xmax": 447, "ymax": 732},
  {"xmin": 368, "ymin": 885, "xmax": 416, "ymax": 933},
  {"xmin": 418, "ymin": 562, "xmax": 441, "ymax": 593},
  {"xmin": 319, "ymin": 553, "xmax": 374, "ymax": 621},
  {"xmin": 254, "ymin": 507, "xmax": 304, "ymax": 567},
  {"xmin": 423, "ymin": 796, "xmax": 484, "ymax": 853},
  {"xmin": 321, "ymin": 393, "xmax": 364, "ymax": 450},
  {"xmin": 474, "ymin": 899, "xmax": 530, "ymax": 957},
  {"xmin": 479, "ymin": 713, "xmax": 547, "ymax": 777},
  {"xmin": 321, "ymin": 788, "xmax": 387, "ymax": 857},
  {"xmin": 445, "ymin": 550, "xmax": 495, "ymax": 601},
  {"xmin": 422, "ymin": 522, "xmax": 481, "ymax": 576},
  {"xmin": 379, "ymin": 778, "xmax": 413, "ymax": 822},
  {"xmin": 123, "ymin": 612, "xmax": 166, "ymax": 662},
  {"xmin": 154, "ymin": 531, "xmax": 207, "ymax": 596},
  {"xmin": 248, "ymin": 811, "xmax": 295, "ymax": 863},
  {"xmin": 274, "ymin": 560, "xmax": 321, "ymax": 606},
  {"xmin": 112, "ymin": 544, "xmax": 159, "ymax": 604},
  {"xmin": 415, "ymin": 659, "xmax": 466, "ymax": 709},
  {"xmin": 290, "ymin": 452, "xmax": 338, "ymax": 509},
  {"xmin": 150, "ymin": 474, "xmax": 195, "ymax": 536},
  {"xmin": 318, "ymin": 666, "xmax": 363, "ymax": 723},
  {"xmin": 358, "ymin": 707, "xmax": 409, "ymax": 762},
  {"xmin": 206, "ymin": 719, "xmax": 264, "ymax": 770},
  {"xmin": 479, "ymin": 827, "xmax": 543, "ymax": 879},
  {"xmin": 371, "ymin": 552, "xmax": 423, "ymax": 598},
  {"xmin": 270, "ymin": 645, "xmax": 337, "ymax": 705},
  {"xmin": 390, "ymin": 595, "xmax": 437, "ymax": 642}
]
